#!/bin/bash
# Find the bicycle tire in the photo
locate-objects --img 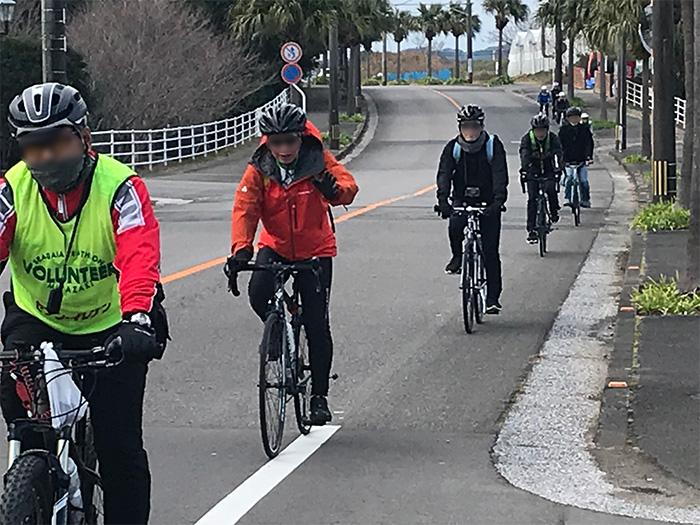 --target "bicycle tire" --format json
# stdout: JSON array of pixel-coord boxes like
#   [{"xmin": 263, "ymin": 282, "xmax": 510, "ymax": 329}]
[
  {"xmin": 572, "ymin": 180, "xmax": 581, "ymax": 227},
  {"xmin": 293, "ymin": 323, "xmax": 312, "ymax": 436},
  {"xmin": 259, "ymin": 313, "xmax": 286, "ymax": 459},
  {"xmin": 461, "ymin": 248, "xmax": 475, "ymax": 333},
  {"xmin": 539, "ymin": 229, "xmax": 547, "ymax": 257},
  {"xmin": 0, "ymin": 454, "xmax": 53, "ymax": 525},
  {"xmin": 76, "ymin": 417, "xmax": 104, "ymax": 525},
  {"xmin": 474, "ymin": 250, "xmax": 486, "ymax": 325}
]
